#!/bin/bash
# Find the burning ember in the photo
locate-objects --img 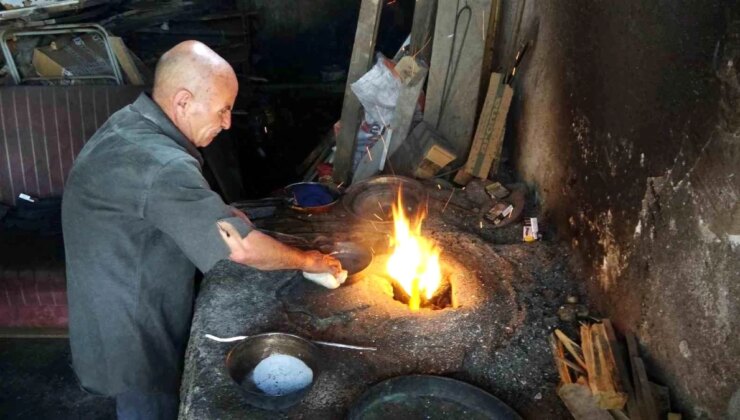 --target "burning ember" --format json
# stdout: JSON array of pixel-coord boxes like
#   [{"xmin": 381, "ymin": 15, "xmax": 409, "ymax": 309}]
[{"xmin": 386, "ymin": 191, "xmax": 442, "ymax": 311}]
